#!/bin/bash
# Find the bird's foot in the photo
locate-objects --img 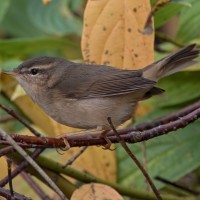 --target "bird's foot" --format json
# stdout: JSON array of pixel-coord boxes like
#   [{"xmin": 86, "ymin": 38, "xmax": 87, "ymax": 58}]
[{"xmin": 100, "ymin": 130, "xmax": 113, "ymax": 150}]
